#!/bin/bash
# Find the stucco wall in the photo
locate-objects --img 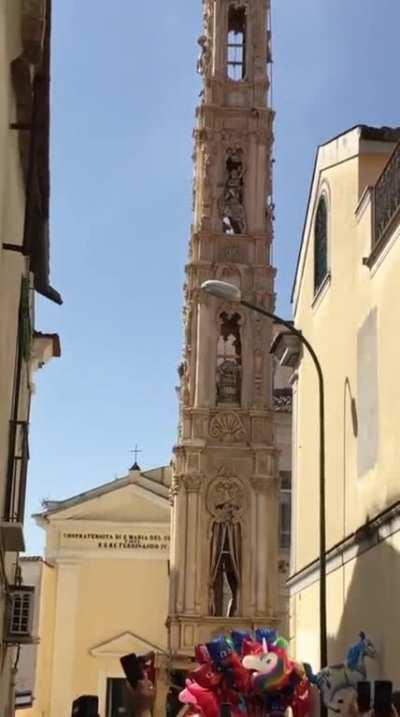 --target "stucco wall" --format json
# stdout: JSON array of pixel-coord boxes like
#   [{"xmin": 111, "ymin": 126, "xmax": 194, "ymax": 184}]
[
  {"xmin": 0, "ymin": 2, "xmax": 31, "ymax": 715},
  {"xmin": 291, "ymin": 529, "xmax": 400, "ymax": 681},
  {"xmin": 290, "ymin": 132, "xmax": 400, "ymax": 672},
  {"xmin": 293, "ymin": 143, "xmax": 400, "ymax": 571}
]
